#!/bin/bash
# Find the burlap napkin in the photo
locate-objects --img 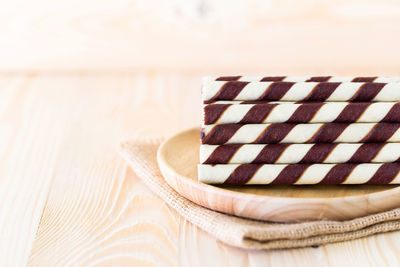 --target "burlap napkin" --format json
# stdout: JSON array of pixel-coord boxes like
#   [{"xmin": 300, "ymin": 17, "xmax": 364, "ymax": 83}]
[{"xmin": 120, "ymin": 139, "xmax": 400, "ymax": 250}]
